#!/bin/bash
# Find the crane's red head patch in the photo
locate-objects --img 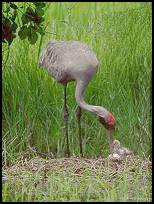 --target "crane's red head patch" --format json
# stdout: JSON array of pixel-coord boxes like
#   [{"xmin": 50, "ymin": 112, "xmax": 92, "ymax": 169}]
[
  {"xmin": 106, "ymin": 112, "xmax": 116, "ymax": 126},
  {"xmin": 99, "ymin": 112, "xmax": 116, "ymax": 130}
]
